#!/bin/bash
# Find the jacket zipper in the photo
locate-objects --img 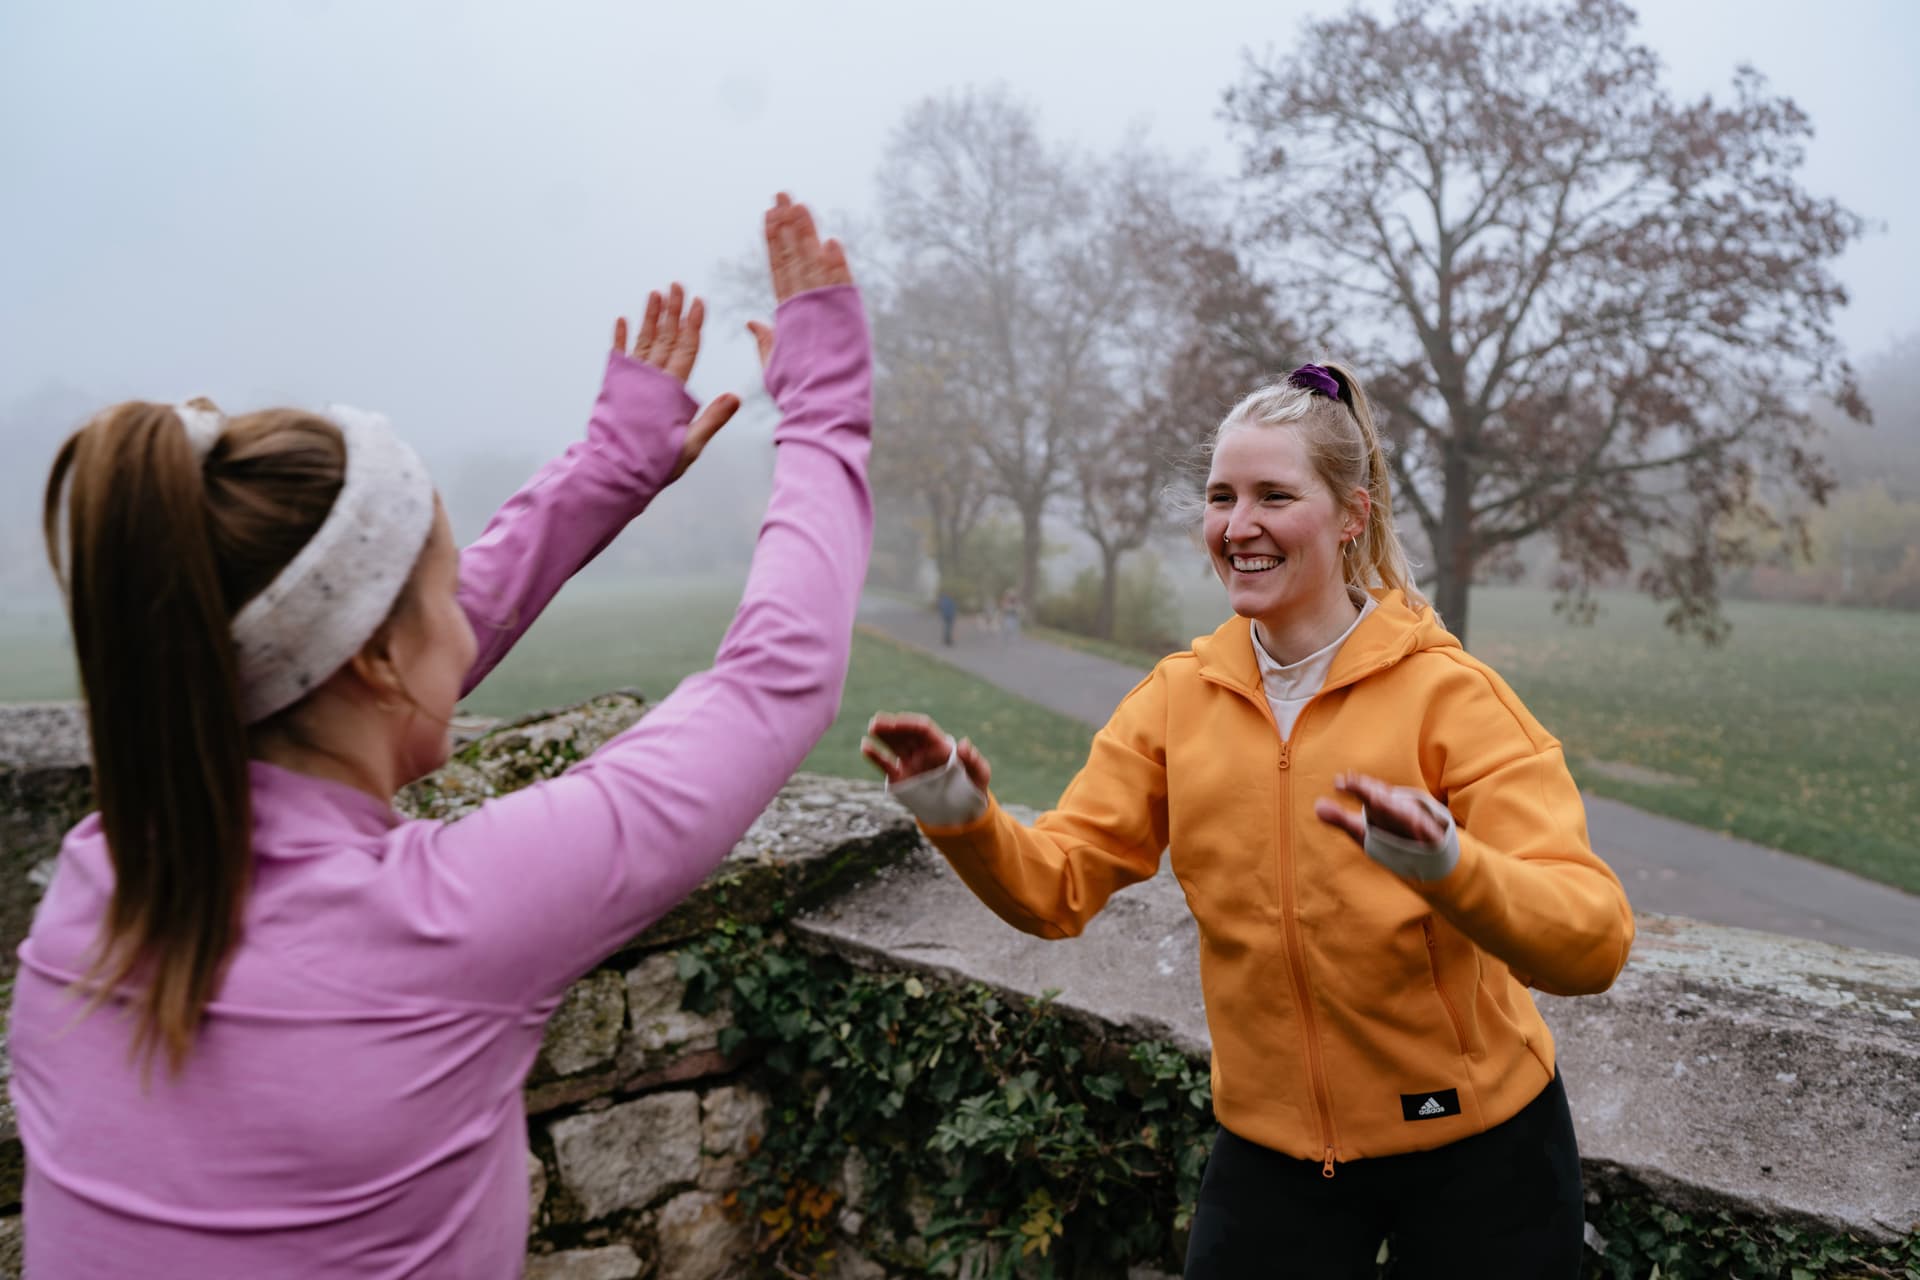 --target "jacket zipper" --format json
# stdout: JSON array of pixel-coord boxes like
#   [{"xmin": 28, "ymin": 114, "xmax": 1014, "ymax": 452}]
[
  {"xmin": 1422, "ymin": 917, "xmax": 1471, "ymax": 1057},
  {"xmin": 1276, "ymin": 730, "xmax": 1340, "ymax": 1178},
  {"xmin": 1197, "ymin": 620, "xmax": 1412, "ymax": 1181}
]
